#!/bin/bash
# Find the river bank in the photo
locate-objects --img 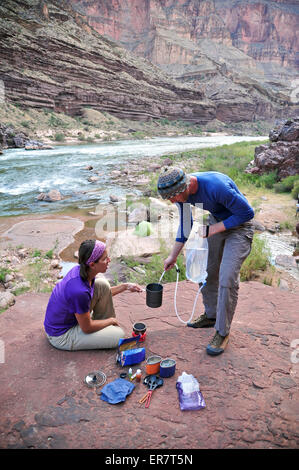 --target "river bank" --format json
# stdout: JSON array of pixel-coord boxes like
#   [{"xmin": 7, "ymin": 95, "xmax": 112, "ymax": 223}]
[{"xmin": 0, "ymin": 102, "xmax": 274, "ymax": 150}]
